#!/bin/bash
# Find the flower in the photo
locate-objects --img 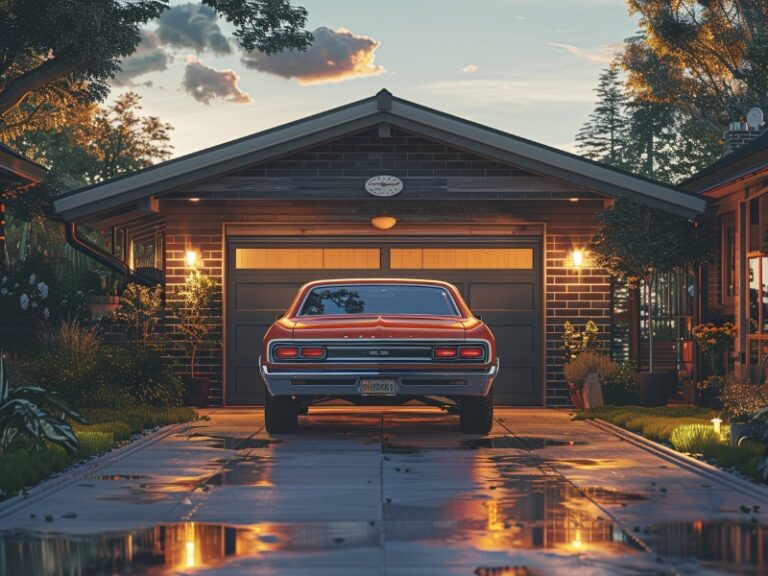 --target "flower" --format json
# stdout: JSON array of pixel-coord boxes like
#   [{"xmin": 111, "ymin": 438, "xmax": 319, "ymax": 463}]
[
  {"xmin": 37, "ymin": 281, "xmax": 48, "ymax": 299},
  {"xmin": 42, "ymin": 307, "xmax": 50, "ymax": 319},
  {"xmin": 28, "ymin": 273, "xmax": 36, "ymax": 285},
  {"xmin": 19, "ymin": 293, "xmax": 29, "ymax": 311}
]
